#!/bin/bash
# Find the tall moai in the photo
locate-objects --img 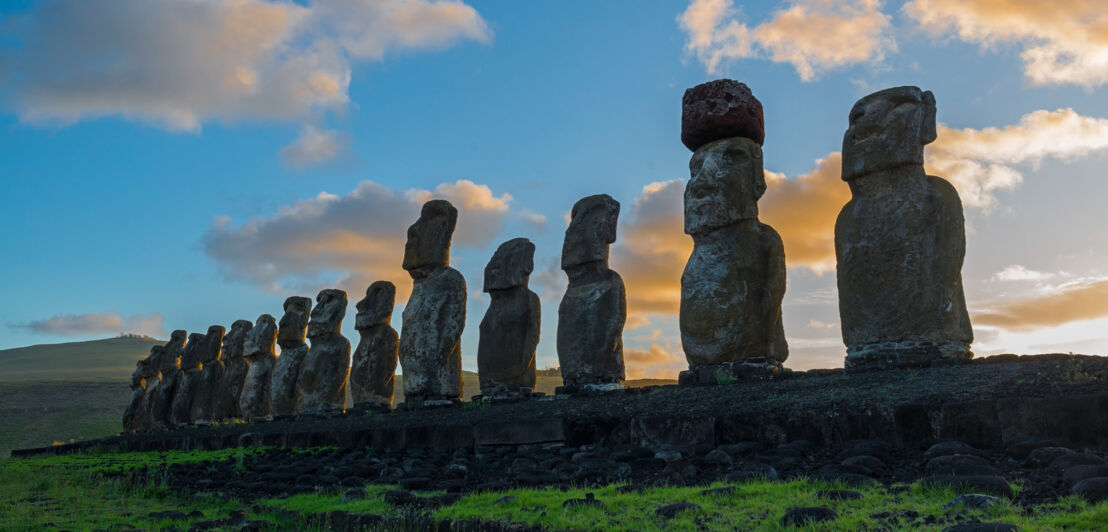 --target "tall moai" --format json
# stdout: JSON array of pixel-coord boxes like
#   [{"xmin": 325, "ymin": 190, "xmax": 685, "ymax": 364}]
[
  {"xmin": 271, "ymin": 296, "xmax": 312, "ymax": 416},
  {"xmin": 214, "ymin": 319, "xmax": 252, "ymax": 420},
  {"xmin": 557, "ymin": 194, "xmax": 627, "ymax": 389},
  {"xmin": 170, "ymin": 332, "xmax": 206, "ymax": 426},
  {"xmin": 239, "ymin": 314, "xmax": 279, "ymax": 420},
  {"xmin": 350, "ymin": 281, "xmax": 399, "ymax": 410},
  {"xmin": 298, "ymin": 289, "xmax": 351, "ymax": 414},
  {"xmin": 478, "ymin": 238, "xmax": 541, "ymax": 396},
  {"xmin": 835, "ymin": 86, "xmax": 973, "ymax": 368},
  {"xmin": 190, "ymin": 325, "xmax": 226, "ymax": 423},
  {"xmin": 123, "ymin": 355, "xmax": 152, "ymax": 432},
  {"xmin": 399, "ymin": 200, "xmax": 467, "ymax": 404},
  {"xmin": 148, "ymin": 330, "xmax": 186, "ymax": 428},
  {"xmin": 678, "ymin": 80, "xmax": 788, "ymax": 374}
]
